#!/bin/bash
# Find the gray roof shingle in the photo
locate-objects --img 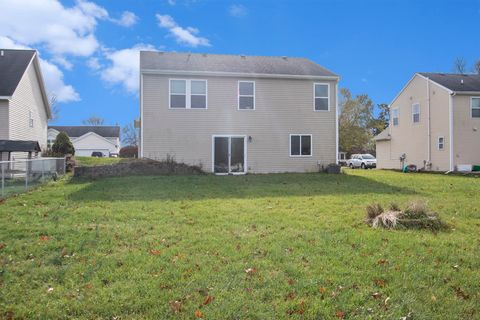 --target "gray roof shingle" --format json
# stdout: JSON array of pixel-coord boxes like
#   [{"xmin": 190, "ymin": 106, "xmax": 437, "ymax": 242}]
[
  {"xmin": 140, "ymin": 51, "xmax": 338, "ymax": 78},
  {"xmin": 0, "ymin": 49, "xmax": 36, "ymax": 96},
  {"xmin": 49, "ymin": 126, "xmax": 120, "ymax": 138},
  {"xmin": 419, "ymin": 73, "xmax": 480, "ymax": 92}
]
